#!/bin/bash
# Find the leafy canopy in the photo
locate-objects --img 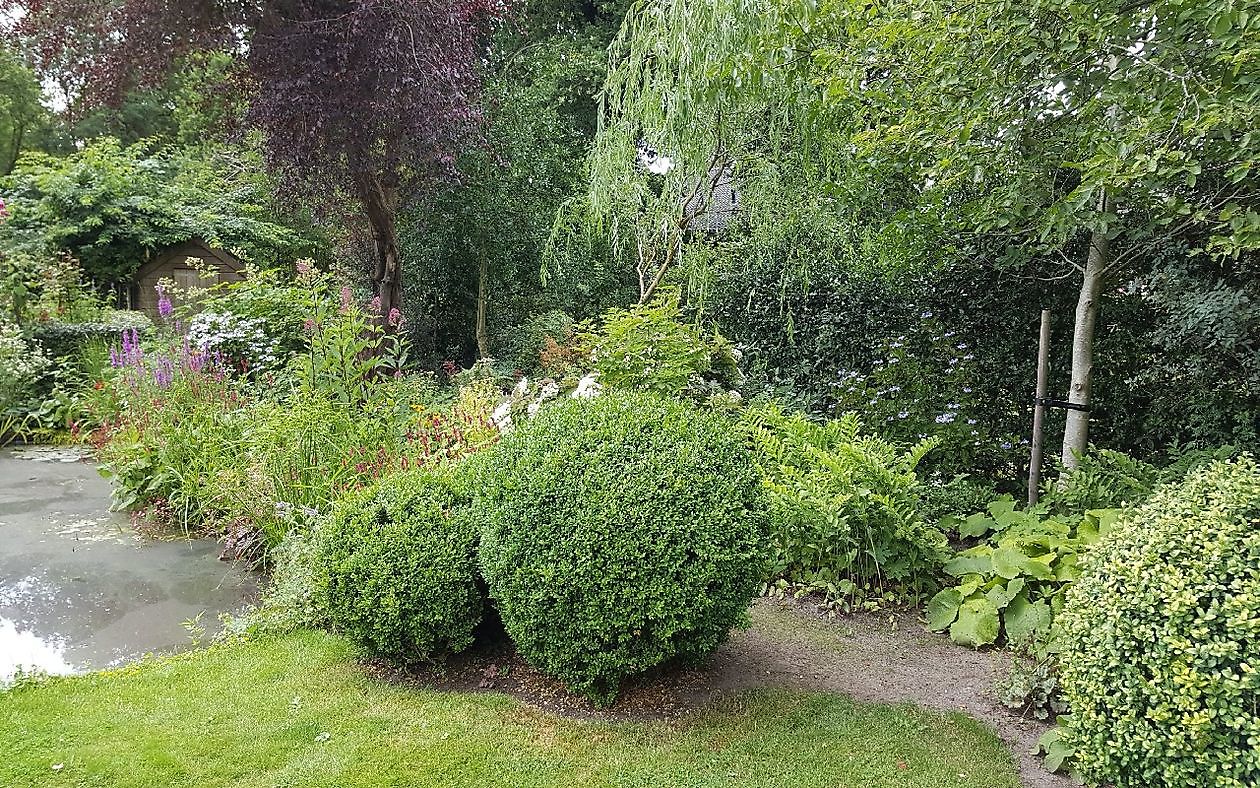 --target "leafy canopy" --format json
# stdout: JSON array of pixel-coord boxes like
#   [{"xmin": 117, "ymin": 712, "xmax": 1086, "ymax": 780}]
[{"xmin": 0, "ymin": 137, "xmax": 313, "ymax": 283}]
